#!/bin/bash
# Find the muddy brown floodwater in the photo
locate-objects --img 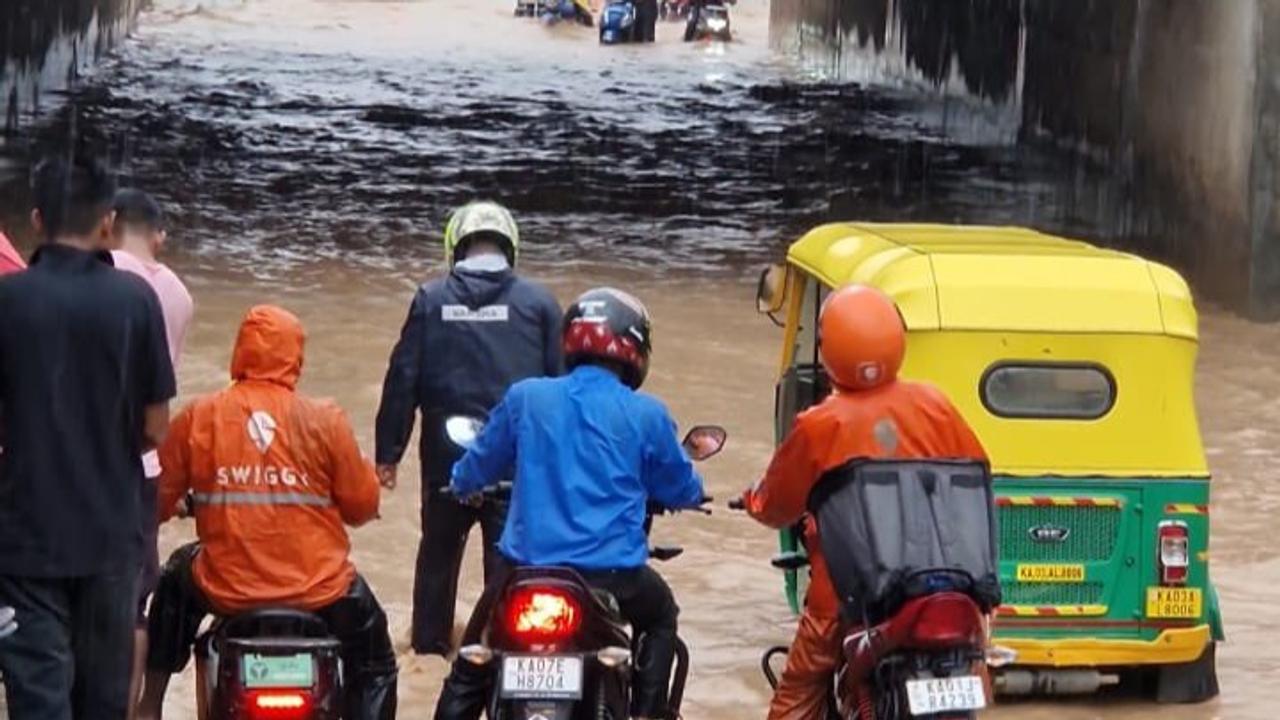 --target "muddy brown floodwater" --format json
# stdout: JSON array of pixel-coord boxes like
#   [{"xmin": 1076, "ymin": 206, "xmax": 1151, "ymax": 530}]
[{"xmin": 0, "ymin": 0, "xmax": 1277, "ymax": 717}]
